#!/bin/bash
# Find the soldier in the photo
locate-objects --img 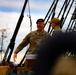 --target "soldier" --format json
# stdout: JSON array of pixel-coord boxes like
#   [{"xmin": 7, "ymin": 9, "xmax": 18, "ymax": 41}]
[{"xmin": 13, "ymin": 18, "xmax": 51, "ymax": 69}]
